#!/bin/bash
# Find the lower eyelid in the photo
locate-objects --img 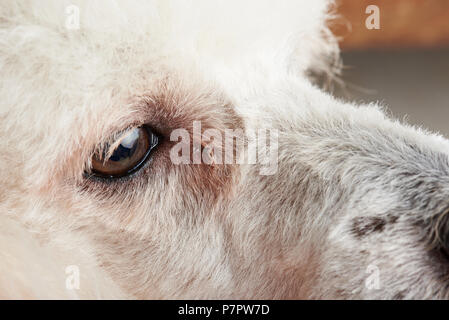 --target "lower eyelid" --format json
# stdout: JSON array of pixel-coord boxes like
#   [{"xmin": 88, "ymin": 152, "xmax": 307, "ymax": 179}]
[
  {"xmin": 80, "ymin": 155, "xmax": 155, "ymax": 198},
  {"xmin": 85, "ymin": 135, "xmax": 164, "ymax": 185}
]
